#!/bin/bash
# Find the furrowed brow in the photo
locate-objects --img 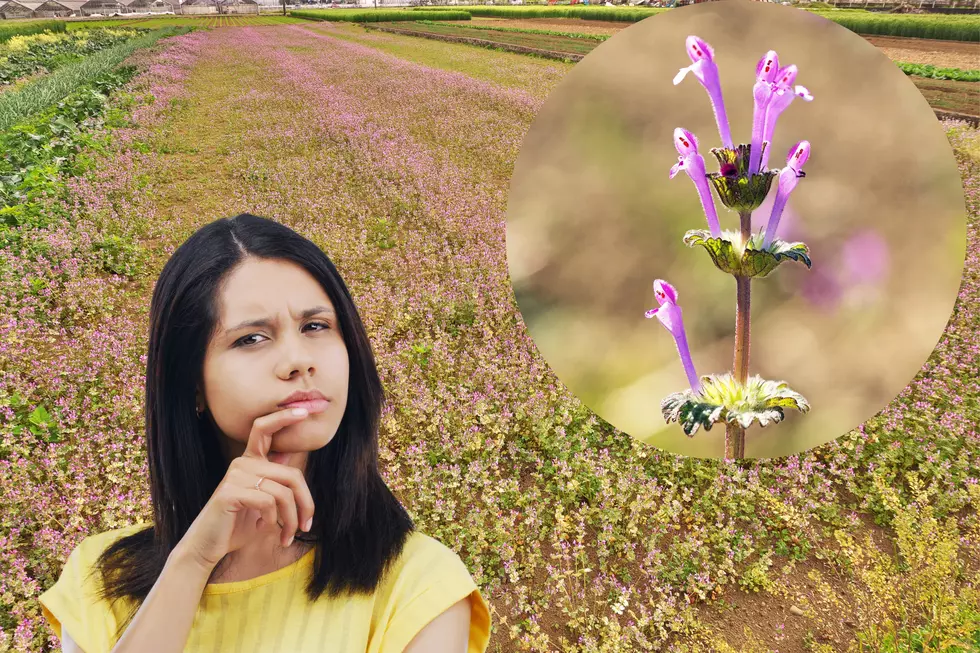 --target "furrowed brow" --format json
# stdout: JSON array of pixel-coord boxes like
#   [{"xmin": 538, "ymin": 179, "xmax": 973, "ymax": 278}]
[{"xmin": 224, "ymin": 306, "xmax": 335, "ymax": 337}]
